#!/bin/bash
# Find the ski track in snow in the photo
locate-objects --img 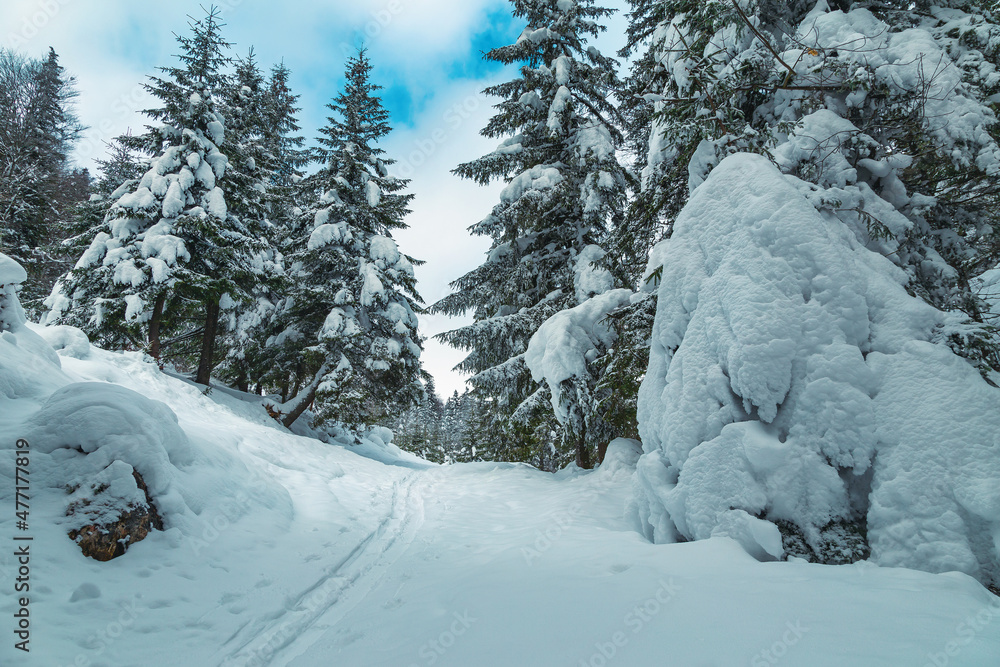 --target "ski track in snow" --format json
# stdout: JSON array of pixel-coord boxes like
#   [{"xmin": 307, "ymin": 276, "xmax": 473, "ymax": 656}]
[
  {"xmin": 3, "ymin": 344, "xmax": 999, "ymax": 666},
  {"xmin": 219, "ymin": 471, "xmax": 431, "ymax": 667}
]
